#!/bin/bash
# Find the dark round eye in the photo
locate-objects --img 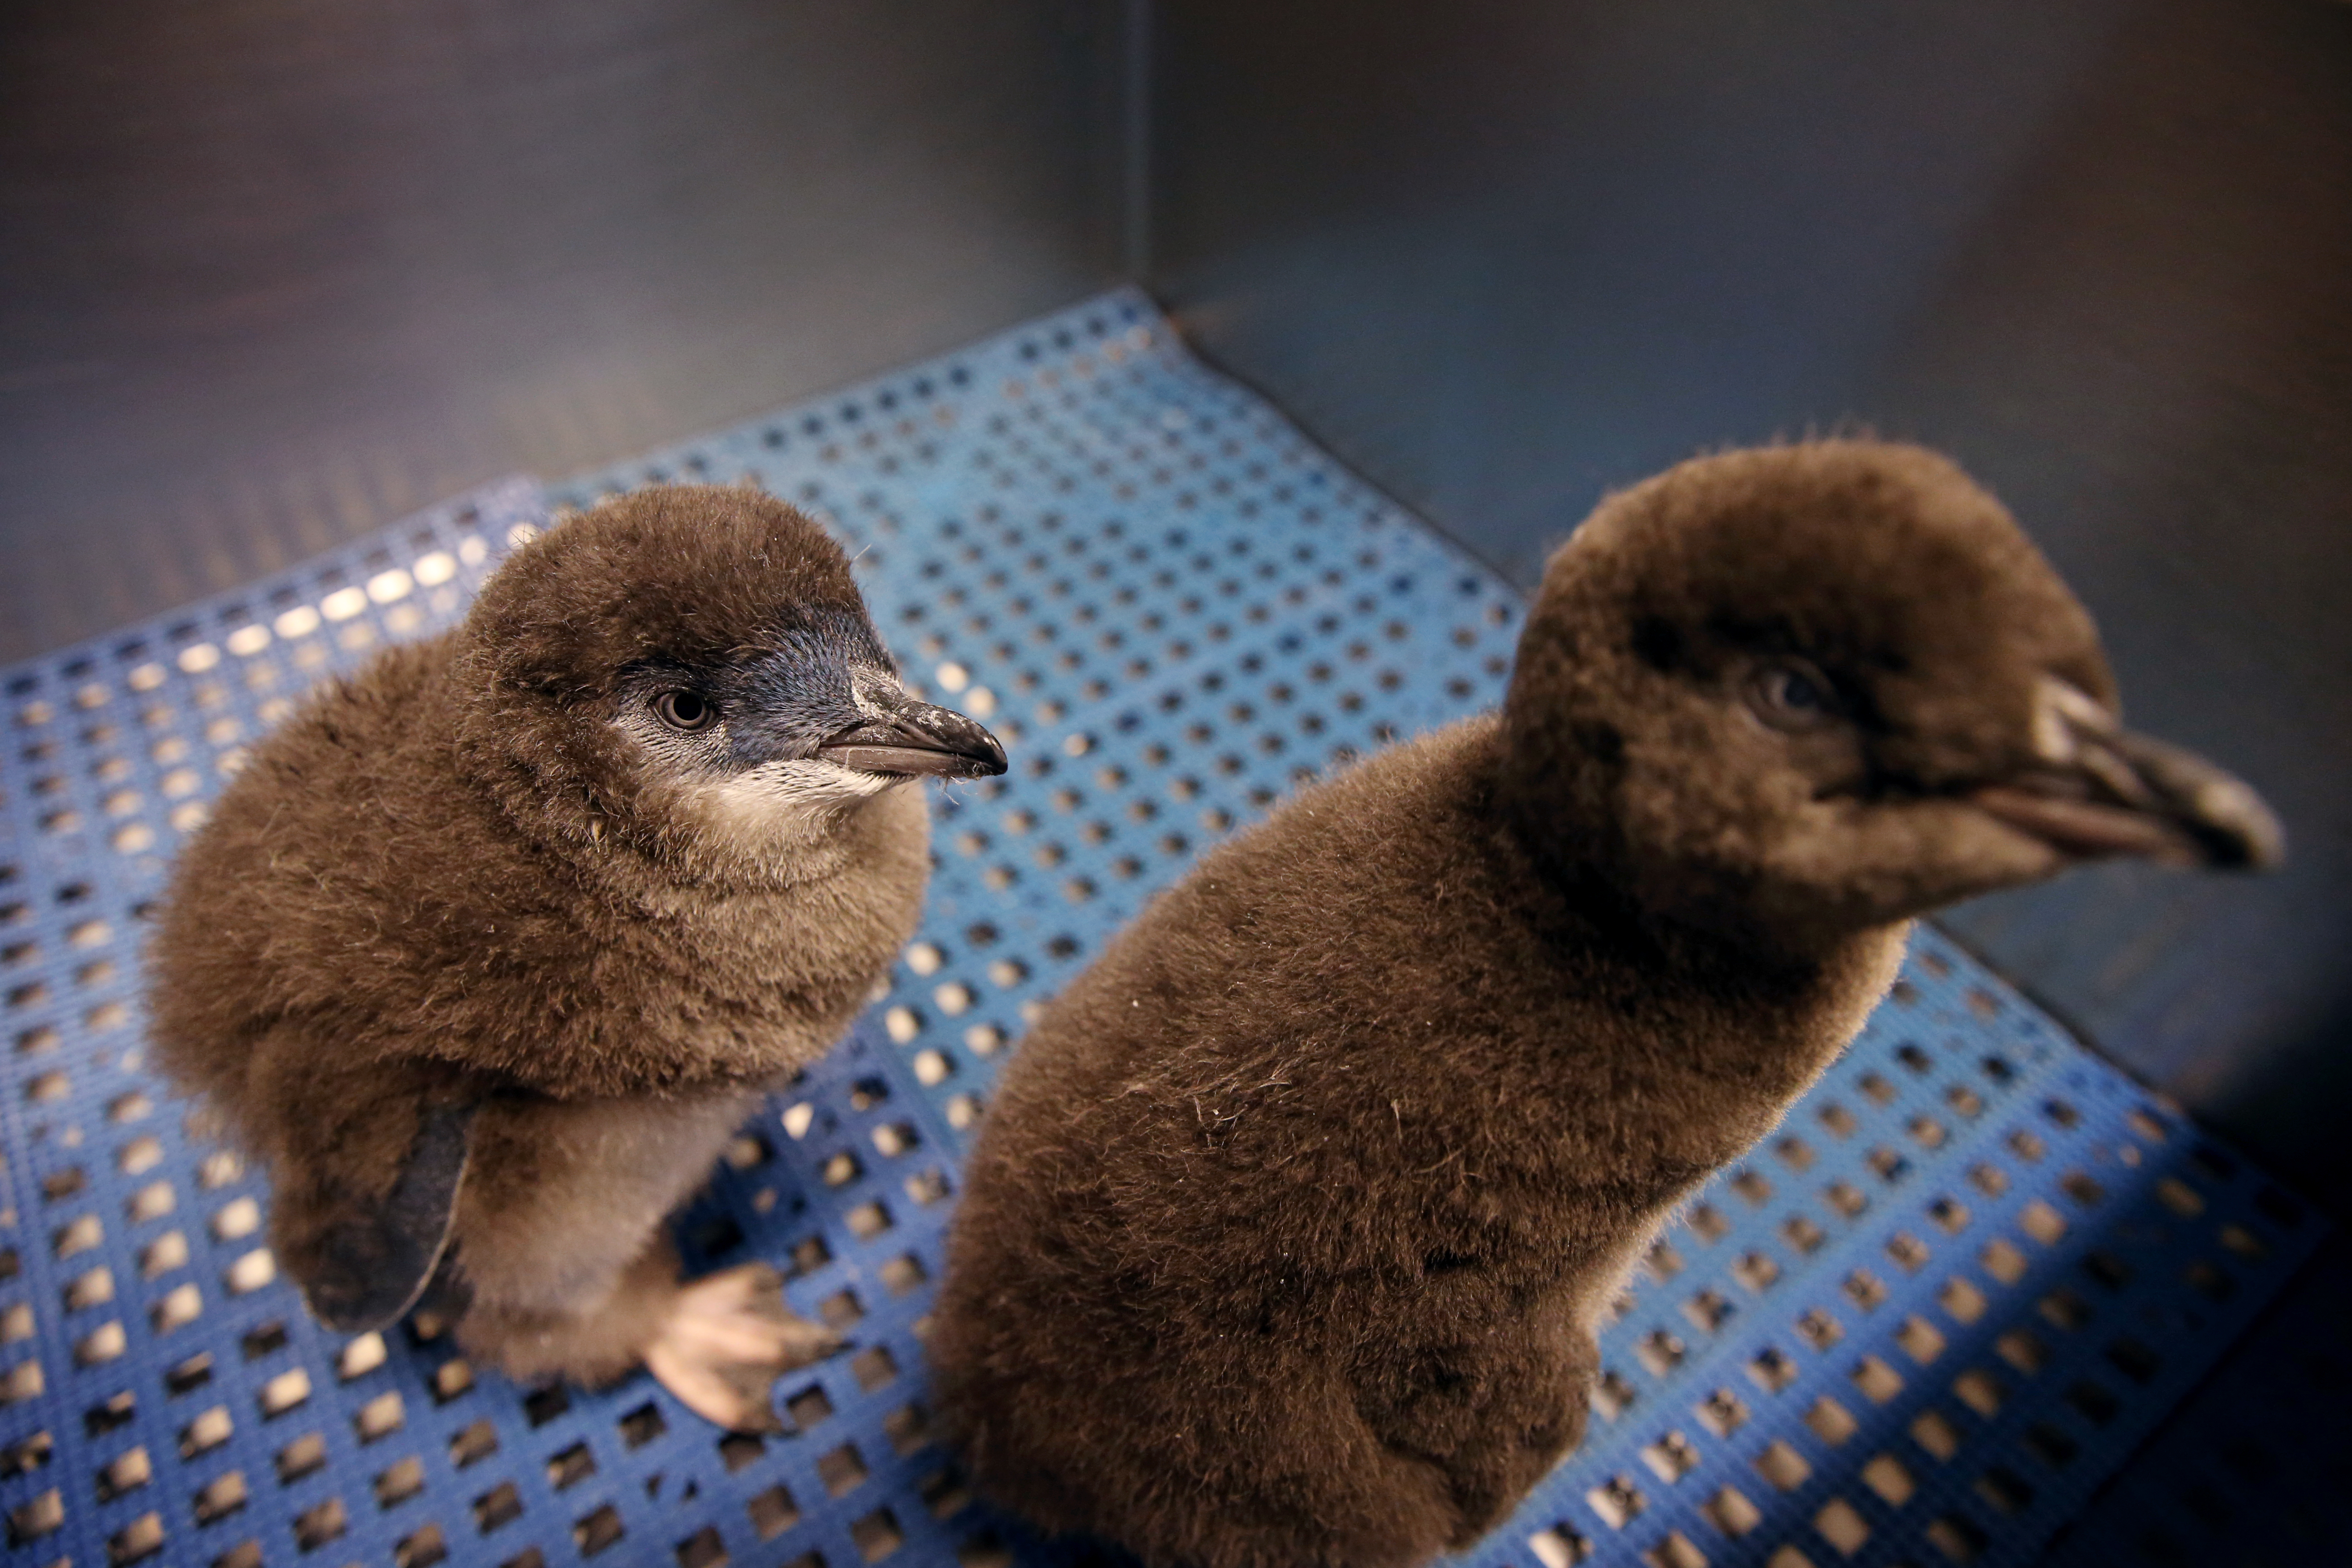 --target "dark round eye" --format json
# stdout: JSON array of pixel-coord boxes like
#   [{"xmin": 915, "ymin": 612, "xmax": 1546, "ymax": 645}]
[
  {"xmin": 1747, "ymin": 661, "xmax": 1840, "ymax": 731},
  {"xmin": 652, "ymin": 690, "xmax": 717, "ymax": 732}
]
